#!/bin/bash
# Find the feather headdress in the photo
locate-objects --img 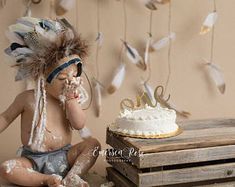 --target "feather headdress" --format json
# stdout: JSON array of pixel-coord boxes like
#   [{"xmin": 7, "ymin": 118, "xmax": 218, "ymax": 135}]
[
  {"xmin": 5, "ymin": 17, "xmax": 88, "ymax": 151},
  {"xmin": 5, "ymin": 16, "xmax": 88, "ymax": 81}
]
